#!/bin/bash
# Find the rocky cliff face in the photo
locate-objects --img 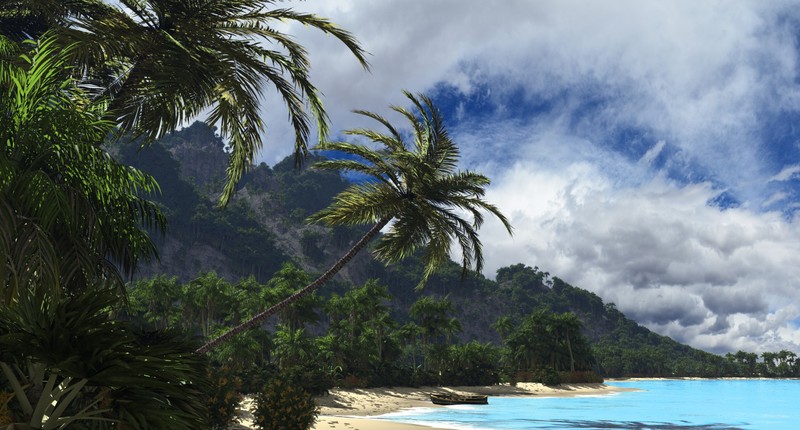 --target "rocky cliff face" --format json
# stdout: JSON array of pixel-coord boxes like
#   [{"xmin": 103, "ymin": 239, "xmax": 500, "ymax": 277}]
[
  {"xmin": 126, "ymin": 121, "xmax": 371, "ymax": 286},
  {"xmin": 159, "ymin": 121, "xmax": 228, "ymax": 190},
  {"xmin": 123, "ymin": 122, "xmax": 721, "ymax": 370},
  {"xmin": 167, "ymin": 140, "xmax": 227, "ymax": 190}
]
